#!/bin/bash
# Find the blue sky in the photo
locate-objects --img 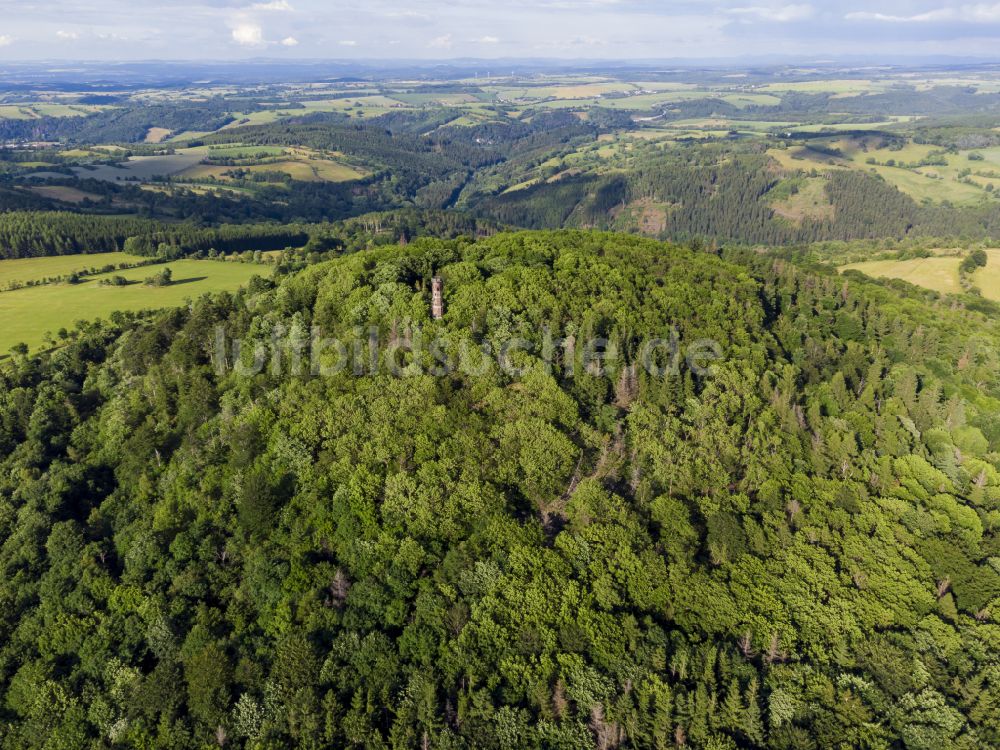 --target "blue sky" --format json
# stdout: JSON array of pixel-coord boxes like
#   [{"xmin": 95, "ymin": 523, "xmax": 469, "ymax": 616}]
[{"xmin": 3, "ymin": 1, "xmax": 1000, "ymax": 60}]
